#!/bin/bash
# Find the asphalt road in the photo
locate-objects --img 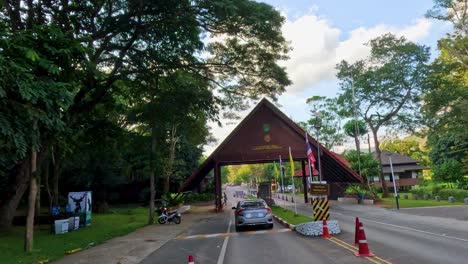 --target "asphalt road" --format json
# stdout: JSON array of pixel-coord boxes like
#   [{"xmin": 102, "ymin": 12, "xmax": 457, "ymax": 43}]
[
  {"xmin": 140, "ymin": 187, "xmax": 373, "ymax": 264},
  {"xmin": 140, "ymin": 186, "xmax": 468, "ymax": 263},
  {"xmin": 271, "ymin": 188, "xmax": 468, "ymax": 264}
]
